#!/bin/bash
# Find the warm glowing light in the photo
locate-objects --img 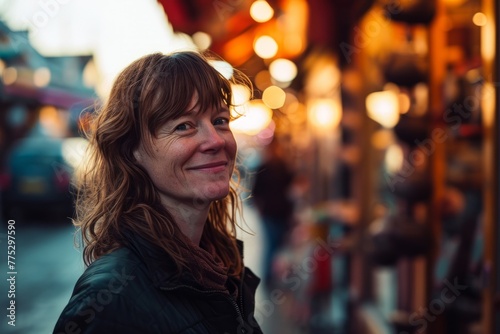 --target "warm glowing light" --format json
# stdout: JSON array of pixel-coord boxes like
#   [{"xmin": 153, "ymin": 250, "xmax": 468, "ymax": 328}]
[
  {"xmin": 398, "ymin": 93, "xmax": 411, "ymax": 114},
  {"xmin": 39, "ymin": 106, "xmax": 66, "ymax": 137},
  {"xmin": 366, "ymin": 90, "xmax": 400, "ymax": 128},
  {"xmin": 283, "ymin": 35, "xmax": 304, "ymax": 56},
  {"xmin": 371, "ymin": 129, "xmax": 396, "ymax": 150},
  {"xmin": 482, "ymin": 82, "xmax": 495, "ymax": 127},
  {"xmin": 473, "ymin": 12, "xmax": 487, "ymax": 26},
  {"xmin": 305, "ymin": 61, "xmax": 340, "ymax": 97},
  {"xmin": 413, "ymin": 83, "xmax": 429, "ymax": 116},
  {"xmin": 383, "ymin": 82, "xmax": 400, "ymax": 93},
  {"xmin": 385, "ymin": 144, "xmax": 404, "ymax": 174},
  {"xmin": 40, "ymin": 106, "xmax": 58, "ymax": 123},
  {"xmin": 231, "ymin": 84, "xmax": 251, "ymax": 116},
  {"xmin": 210, "ymin": 60, "xmax": 234, "ymax": 79},
  {"xmin": 482, "ymin": 15, "xmax": 495, "ymax": 62},
  {"xmin": 3, "ymin": 67, "xmax": 17, "ymax": 85},
  {"xmin": 444, "ymin": 0, "xmax": 466, "ymax": 6},
  {"xmin": 33, "ymin": 67, "xmax": 51, "ymax": 87},
  {"xmin": 262, "ymin": 86, "xmax": 286, "ymax": 109},
  {"xmin": 192, "ymin": 31, "xmax": 212, "ymax": 50},
  {"xmin": 308, "ymin": 98, "xmax": 342, "ymax": 131},
  {"xmin": 254, "ymin": 36, "xmax": 278, "ymax": 59},
  {"xmin": 279, "ymin": 0, "xmax": 308, "ymax": 57},
  {"xmin": 269, "ymin": 58, "xmax": 297, "ymax": 83},
  {"xmin": 230, "ymin": 100, "xmax": 273, "ymax": 135},
  {"xmin": 250, "ymin": 0, "xmax": 274, "ymax": 23}
]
